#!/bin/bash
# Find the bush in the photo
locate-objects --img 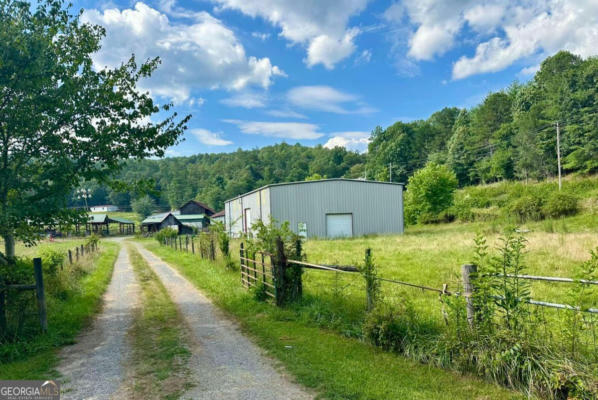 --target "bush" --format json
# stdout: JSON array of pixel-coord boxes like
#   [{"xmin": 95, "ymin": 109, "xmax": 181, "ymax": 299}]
[
  {"xmin": 363, "ymin": 303, "xmax": 411, "ymax": 352},
  {"xmin": 542, "ymin": 192, "xmax": 579, "ymax": 219},
  {"xmin": 131, "ymin": 196, "xmax": 156, "ymax": 218},
  {"xmin": 155, "ymin": 228, "xmax": 177, "ymax": 244},
  {"xmin": 505, "ymin": 193, "xmax": 544, "ymax": 222},
  {"xmin": 404, "ymin": 163, "xmax": 458, "ymax": 225},
  {"xmin": 39, "ymin": 248, "xmax": 65, "ymax": 275}
]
